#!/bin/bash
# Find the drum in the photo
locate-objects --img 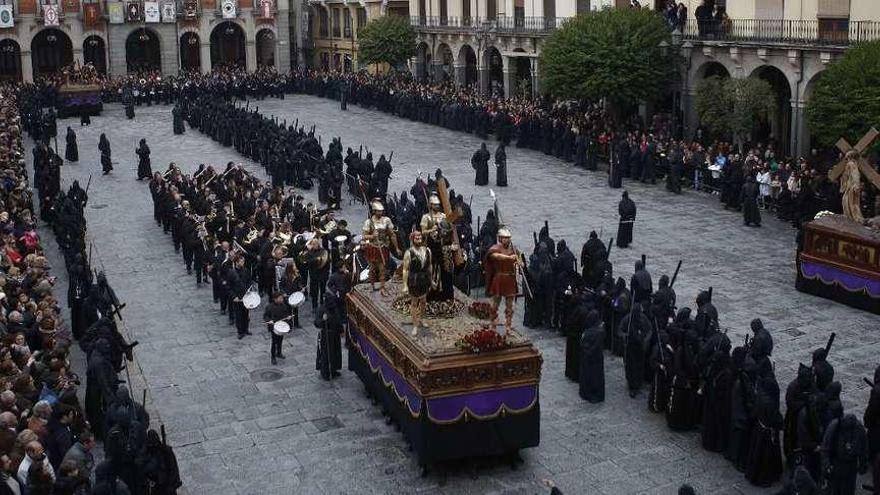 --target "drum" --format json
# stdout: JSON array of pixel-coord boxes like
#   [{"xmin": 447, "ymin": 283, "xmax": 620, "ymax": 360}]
[
  {"xmin": 334, "ymin": 235, "xmax": 348, "ymax": 244},
  {"xmin": 242, "ymin": 289, "xmax": 261, "ymax": 310},
  {"xmin": 359, "ymin": 268, "xmax": 371, "ymax": 283},
  {"xmin": 272, "ymin": 320, "xmax": 291, "ymax": 336},
  {"xmin": 287, "ymin": 291, "xmax": 305, "ymax": 307}
]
